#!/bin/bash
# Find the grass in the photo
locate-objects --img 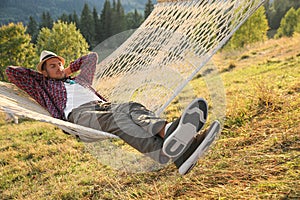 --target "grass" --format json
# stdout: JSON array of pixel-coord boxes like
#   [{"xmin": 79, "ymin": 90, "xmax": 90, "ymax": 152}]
[{"xmin": 0, "ymin": 35, "xmax": 300, "ymax": 199}]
